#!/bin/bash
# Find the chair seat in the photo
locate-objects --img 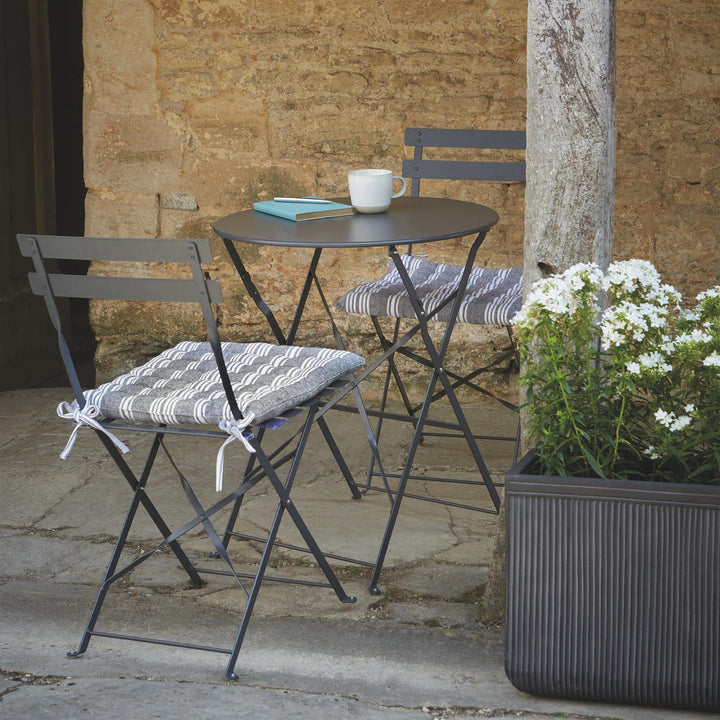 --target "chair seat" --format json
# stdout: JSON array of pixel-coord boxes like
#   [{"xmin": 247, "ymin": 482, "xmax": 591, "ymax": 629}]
[
  {"xmin": 337, "ymin": 254, "xmax": 523, "ymax": 326},
  {"xmin": 84, "ymin": 341, "xmax": 364, "ymax": 427}
]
